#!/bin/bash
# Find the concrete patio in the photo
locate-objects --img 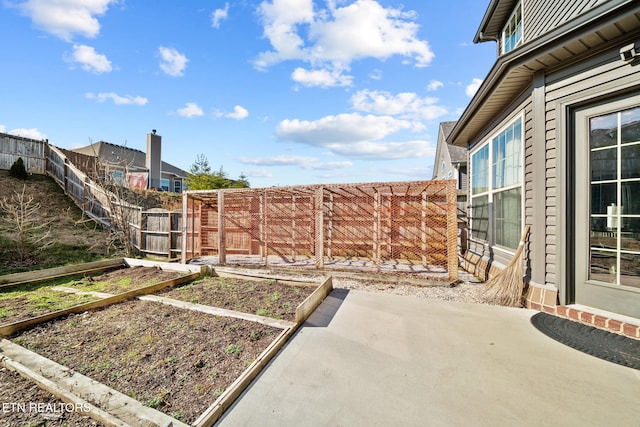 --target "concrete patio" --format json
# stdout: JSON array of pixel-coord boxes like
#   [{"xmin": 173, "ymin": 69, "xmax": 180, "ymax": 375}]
[{"xmin": 216, "ymin": 289, "xmax": 640, "ymax": 426}]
